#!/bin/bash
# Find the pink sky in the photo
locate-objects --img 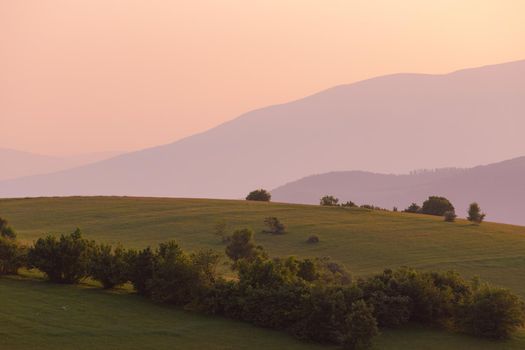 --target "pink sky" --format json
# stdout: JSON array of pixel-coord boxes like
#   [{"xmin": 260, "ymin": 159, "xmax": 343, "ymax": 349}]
[{"xmin": 2, "ymin": 0, "xmax": 525, "ymax": 156}]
